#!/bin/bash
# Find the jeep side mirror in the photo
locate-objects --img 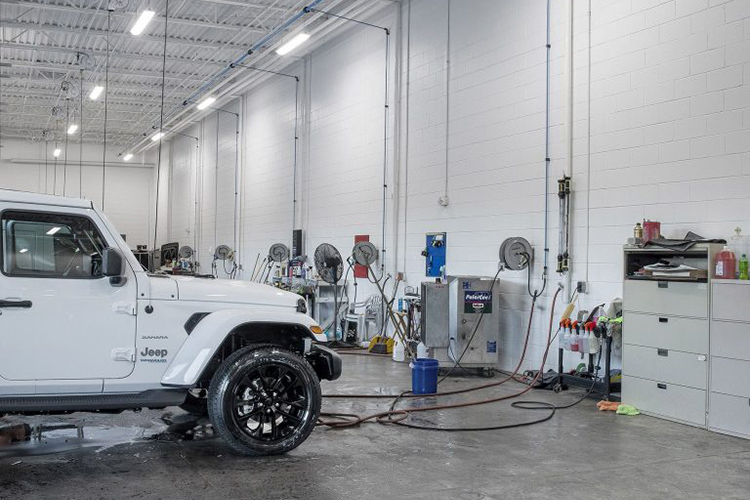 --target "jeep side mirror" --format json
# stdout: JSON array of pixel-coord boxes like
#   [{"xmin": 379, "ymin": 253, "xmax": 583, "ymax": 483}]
[{"xmin": 102, "ymin": 248, "xmax": 126, "ymax": 286}]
